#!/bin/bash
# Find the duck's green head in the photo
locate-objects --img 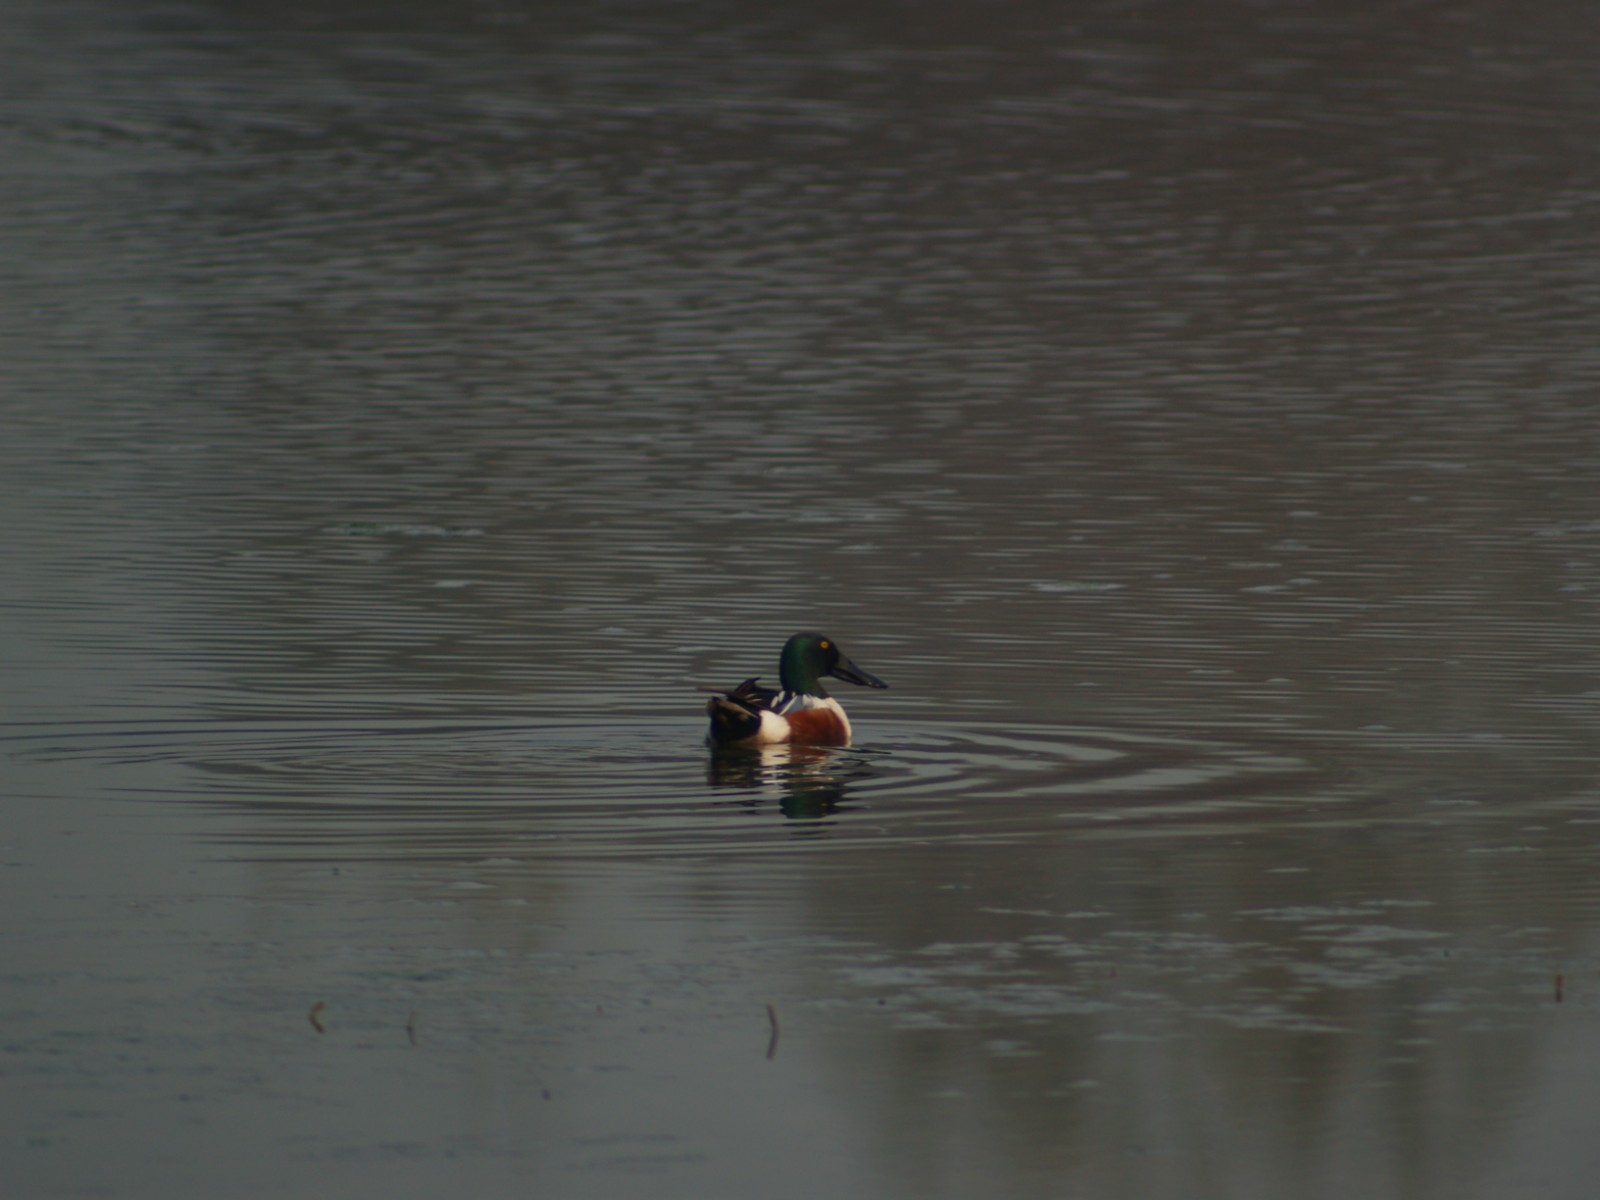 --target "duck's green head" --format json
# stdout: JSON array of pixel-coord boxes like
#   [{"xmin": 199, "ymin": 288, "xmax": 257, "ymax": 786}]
[{"xmin": 778, "ymin": 632, "xmax": 888, "ymax": 697}]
